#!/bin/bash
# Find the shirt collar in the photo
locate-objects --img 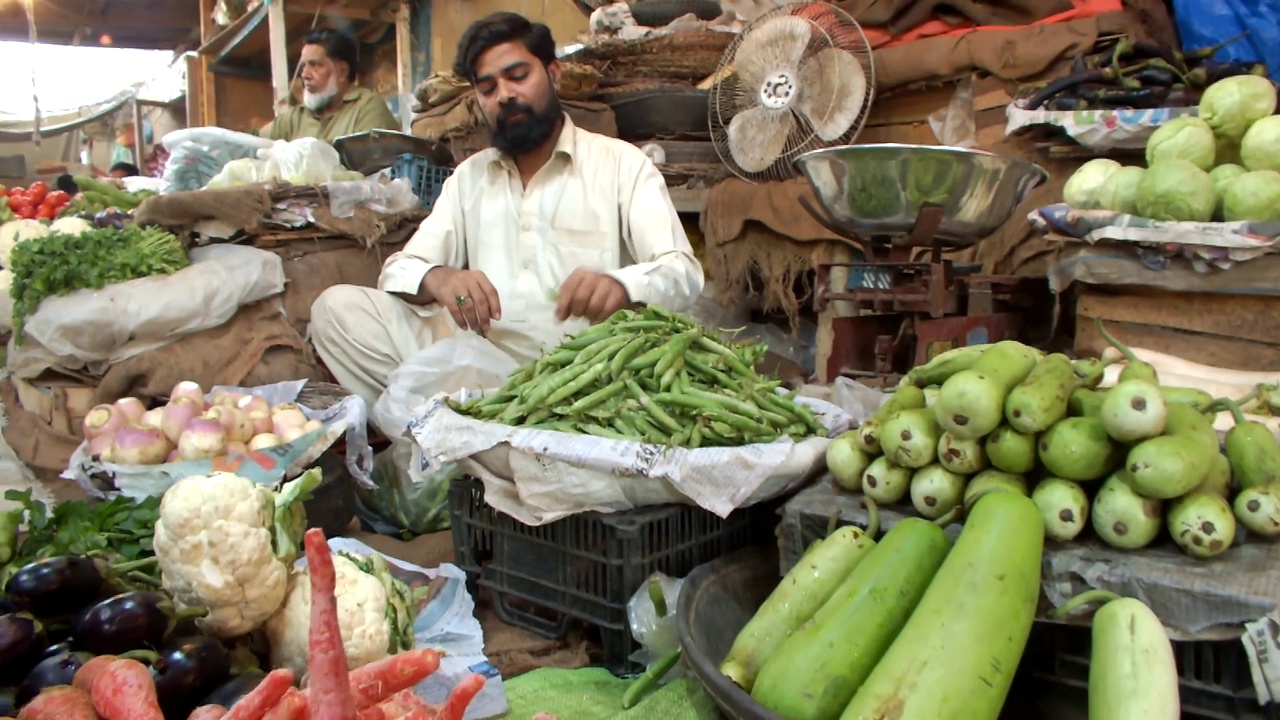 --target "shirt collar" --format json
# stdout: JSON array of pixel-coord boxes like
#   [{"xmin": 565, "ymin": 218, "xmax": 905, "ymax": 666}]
[{"xmin": 489, "ymin": 112, "xmax": 577, "ymax": 171}]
